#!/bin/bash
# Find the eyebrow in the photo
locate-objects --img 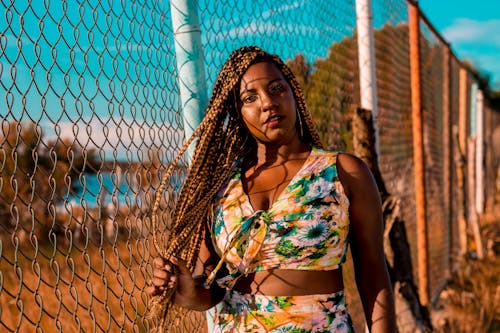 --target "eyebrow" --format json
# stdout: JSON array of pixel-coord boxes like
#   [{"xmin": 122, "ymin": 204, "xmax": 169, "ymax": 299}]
[{"xmin": 239, "ymin": 78, "xmax": 283, "ymax": 97}]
